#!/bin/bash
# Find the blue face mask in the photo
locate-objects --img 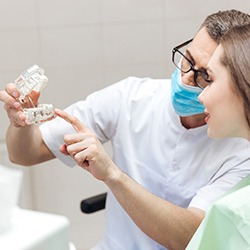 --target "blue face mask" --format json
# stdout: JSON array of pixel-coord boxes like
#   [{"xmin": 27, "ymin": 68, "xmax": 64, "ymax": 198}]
[{"xmin": 171, "ymin": 68, "xmax": 205, "ymax": 117}]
